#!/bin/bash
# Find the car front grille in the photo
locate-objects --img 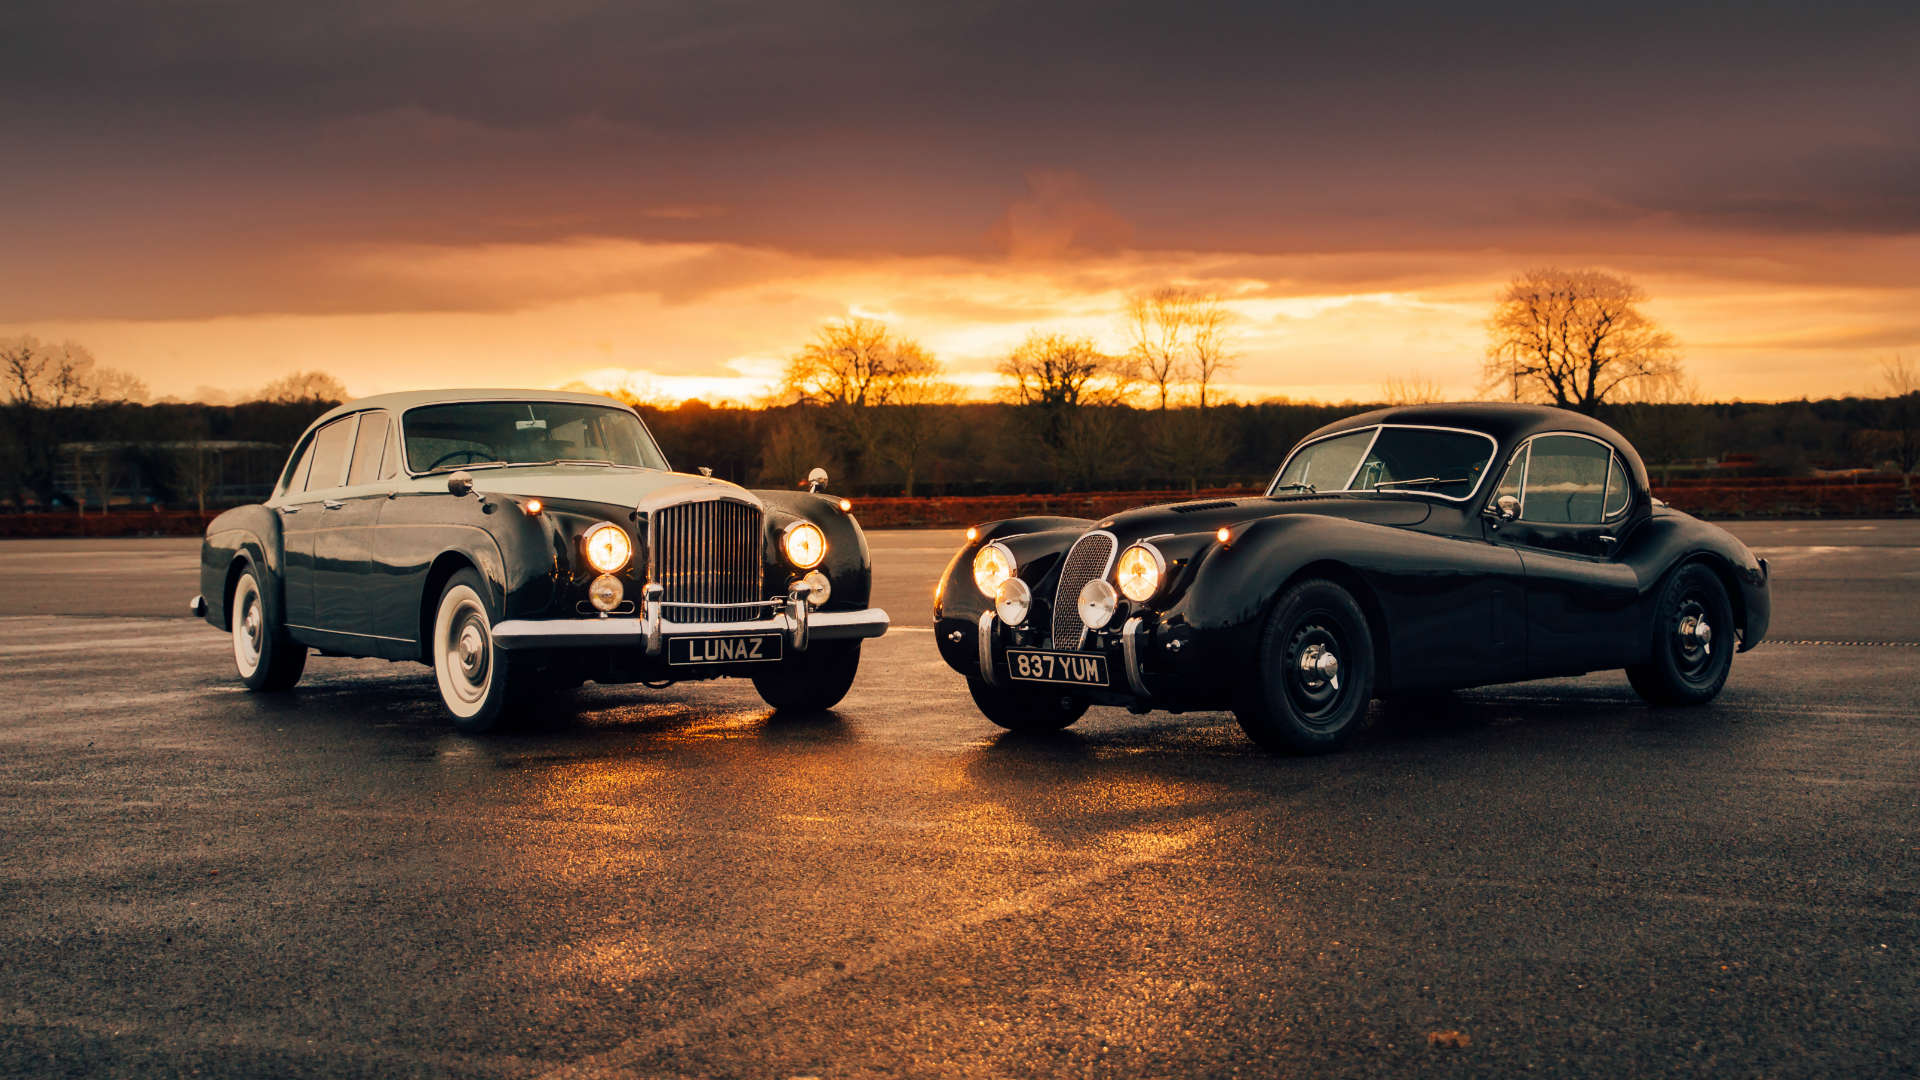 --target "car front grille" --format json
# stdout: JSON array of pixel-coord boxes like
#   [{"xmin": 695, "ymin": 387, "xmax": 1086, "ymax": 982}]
[
  {"xmin": 1051, "ymin": 531, "xmax": 1115, "ymax": 648},
  {"xmin": 652, "ymin": 498, "xmax": 765, "ymax": 623}
]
